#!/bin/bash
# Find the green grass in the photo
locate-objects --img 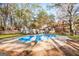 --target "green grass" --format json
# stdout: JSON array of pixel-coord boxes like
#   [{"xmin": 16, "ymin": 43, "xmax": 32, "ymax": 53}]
[
  {"xmin": 51, "ymin": 33, "xmax": 79, "ymax": 40},
  {"xmin": 0, "ymin": 33, "xmax": 79, "ymax": 40},
  {"xmin": 0, "ymin": 33, "xmax": 25, "ymax": 39},
  {"xmin": 59, "ymin": 34, "xmax": 79, "ymax": 40},
  {"xmin": 67, "ymin": 35, "xmax": 79, "ymax": 40}
]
